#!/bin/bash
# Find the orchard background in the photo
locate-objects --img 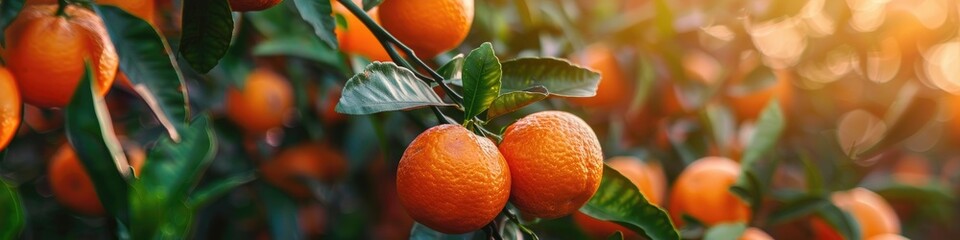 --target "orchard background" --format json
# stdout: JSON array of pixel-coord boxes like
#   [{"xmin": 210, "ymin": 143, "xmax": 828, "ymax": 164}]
[{"xmin": 0, "ymin": 0, "xmax": 958, "ymax": 239}]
